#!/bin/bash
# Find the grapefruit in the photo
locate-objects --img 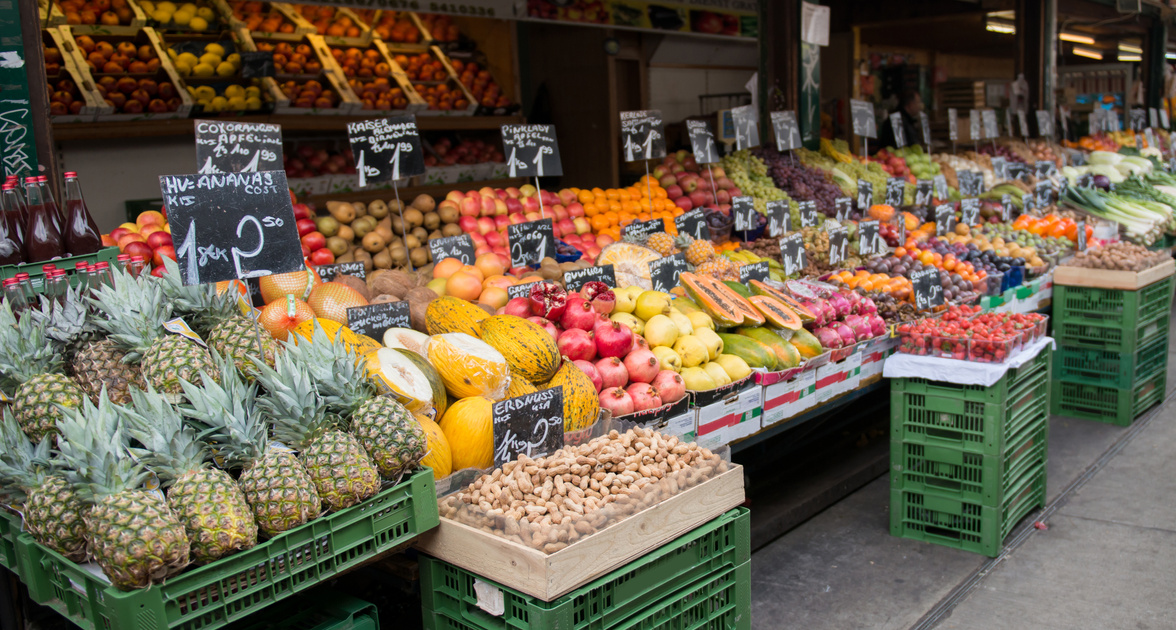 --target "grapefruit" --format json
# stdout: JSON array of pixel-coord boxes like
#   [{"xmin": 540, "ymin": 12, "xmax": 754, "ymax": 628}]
[
  {"xmin": 259, "ymin": 265, "xmax": 321, "ymax": 303},
  {"xmin": 258, "ymin": 295, "xmax": 315, "ymax": 341},
  {"xmin": 307, "ymin": 282, "xmax": 369, "ymax": 324}
]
